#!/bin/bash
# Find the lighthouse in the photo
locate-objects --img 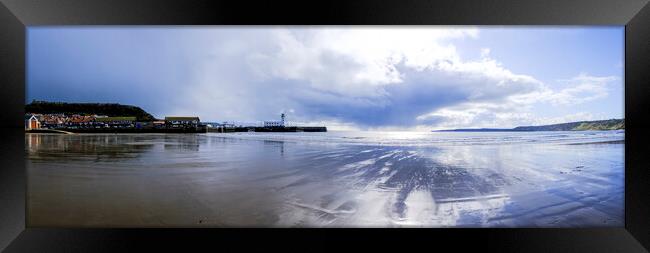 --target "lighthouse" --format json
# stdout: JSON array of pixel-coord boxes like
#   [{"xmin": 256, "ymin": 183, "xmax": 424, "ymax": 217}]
[
  {"xmin": 263, "ymin": 113, "xmax": 287, "ymax": 128},
  {"xmin": 281, "ymin": 113, "xmax": 285, "ymax": 127}
]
